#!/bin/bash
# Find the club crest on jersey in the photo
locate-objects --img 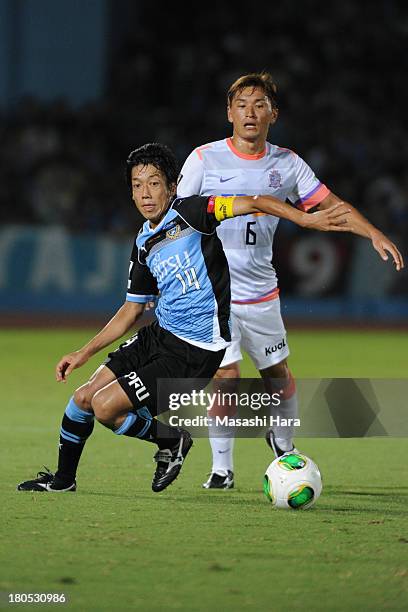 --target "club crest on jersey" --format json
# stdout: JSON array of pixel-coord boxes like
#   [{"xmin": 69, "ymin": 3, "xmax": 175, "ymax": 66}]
[
  {"xmin": 166, "ymin": 224, "xmax": 181, "ymax": 240},
  {"xmin": 268, "ymin": 169, "xmax": 282, "ymax": 189}
]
